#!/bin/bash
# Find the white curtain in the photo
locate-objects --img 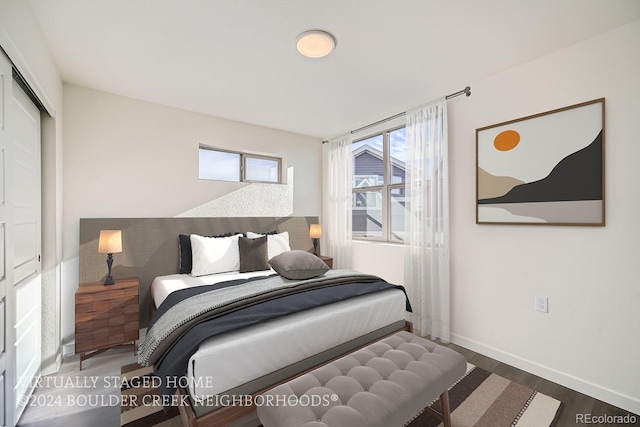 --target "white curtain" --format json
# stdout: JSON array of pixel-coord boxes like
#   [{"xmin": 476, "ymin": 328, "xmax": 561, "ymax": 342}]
[
  {"xmin": 322, "ymin": 133, "xmax": 353, "ymax": 268},
  {"xmin": 404, "ymin": 98, "xmax": 450, "ymax": 342}
]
